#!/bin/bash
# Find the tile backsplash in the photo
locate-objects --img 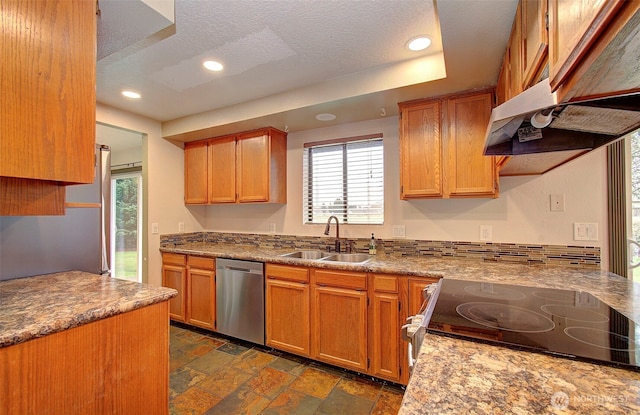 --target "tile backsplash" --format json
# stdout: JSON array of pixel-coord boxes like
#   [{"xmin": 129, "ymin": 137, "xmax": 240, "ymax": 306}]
[{"xmin": 160, "ymin": 232, "xmax": 601, "ymax": 269}]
